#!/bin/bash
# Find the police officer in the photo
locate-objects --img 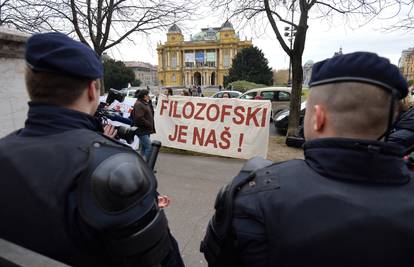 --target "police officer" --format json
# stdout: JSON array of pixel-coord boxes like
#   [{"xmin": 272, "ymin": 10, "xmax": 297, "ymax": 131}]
[
  {"xmin": 201, "ymin": 52, "xmax": 414, "ymax": 267},
  {"xmin": 388, "ymin": 106, "xmax": 414, "ymax": 150},
  {"xmin": 0, "ymin": 32, "xmax": 184, "ymax": 267}
]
